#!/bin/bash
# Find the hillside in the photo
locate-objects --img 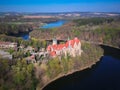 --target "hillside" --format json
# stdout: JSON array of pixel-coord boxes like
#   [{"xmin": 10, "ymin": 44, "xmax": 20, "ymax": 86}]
[{"xmin": 30, "ymin": 17, "xmax": 120, "ymax": 48}]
